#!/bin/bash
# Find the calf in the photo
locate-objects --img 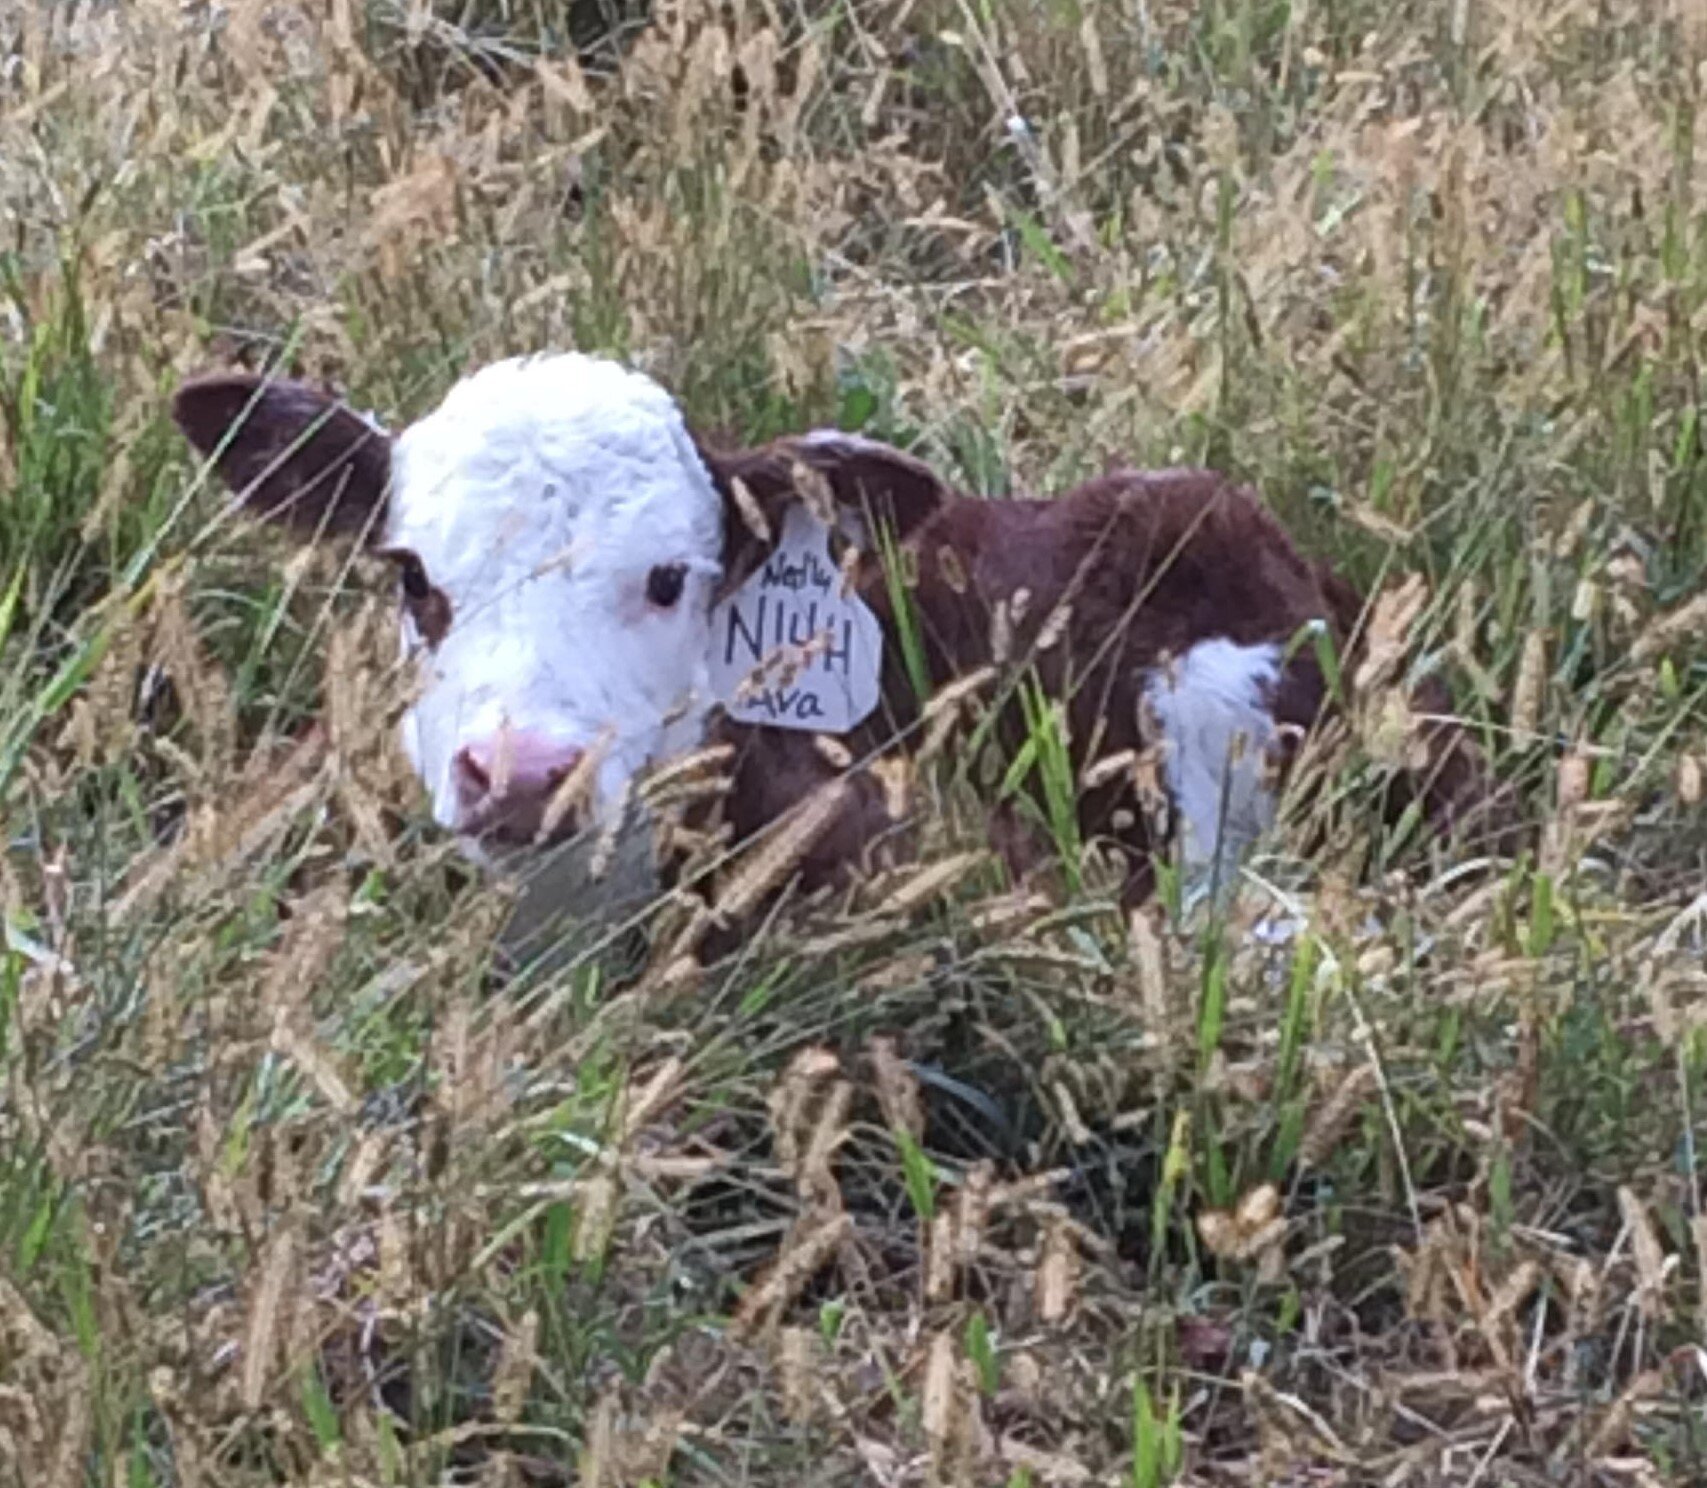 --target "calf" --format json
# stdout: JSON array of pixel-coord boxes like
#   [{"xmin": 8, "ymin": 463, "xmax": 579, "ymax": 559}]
[{"xmin": 172, "ymin": 352, "xmax": 1510, "ymax": 938}]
